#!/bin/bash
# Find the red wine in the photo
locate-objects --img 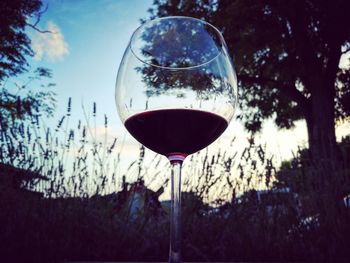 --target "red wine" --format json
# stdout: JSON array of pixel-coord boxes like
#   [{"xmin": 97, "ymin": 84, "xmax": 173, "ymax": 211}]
[{"xmin": 124, "ymin": 108, "xmax": 228, "ymax": 158}]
